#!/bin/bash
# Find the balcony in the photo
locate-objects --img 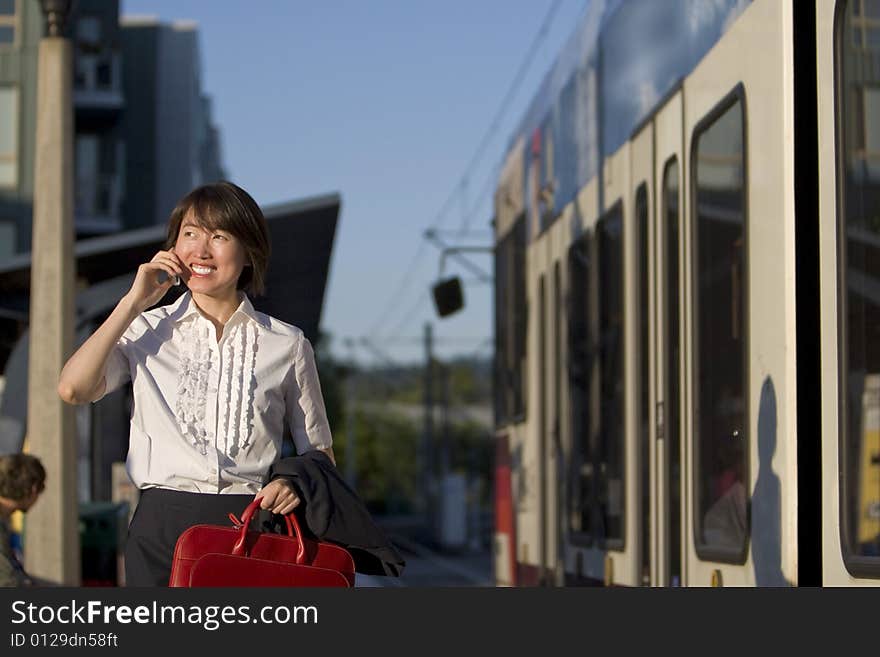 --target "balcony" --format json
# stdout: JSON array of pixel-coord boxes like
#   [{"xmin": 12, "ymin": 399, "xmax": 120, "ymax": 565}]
[
  {"xmin": 73, "ymin": 52, "xmax": 124, "ymax": 113},
  {"xmin": 75, "ymin": 173, "xmax": 123, "ymax": 235}
]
